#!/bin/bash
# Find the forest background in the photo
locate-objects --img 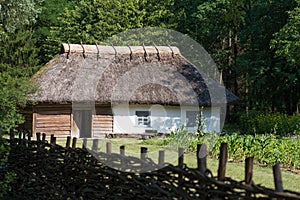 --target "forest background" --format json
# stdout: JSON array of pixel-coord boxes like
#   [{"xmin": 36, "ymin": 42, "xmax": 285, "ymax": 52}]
[{"xmin": 0, "ymin": 0, "xmax": 299, "ymax": 131}]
